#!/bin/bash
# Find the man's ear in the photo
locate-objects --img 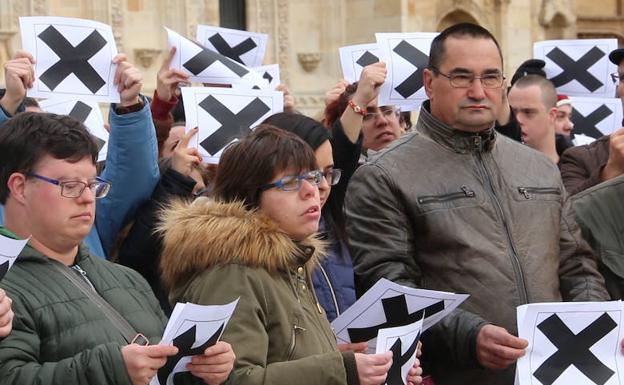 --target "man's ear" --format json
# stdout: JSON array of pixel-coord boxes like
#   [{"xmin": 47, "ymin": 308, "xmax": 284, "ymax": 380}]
[
  {"xmin": 548, "ymin": 107, "xmax": 558, "ymax": 124},
  {"xmin": 423, "ymin": 68, "xmax": 434, "ymax": 98},
  {"xmin": 6, "ymin": 172, "xmax": 28, "ymax": 205}
]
